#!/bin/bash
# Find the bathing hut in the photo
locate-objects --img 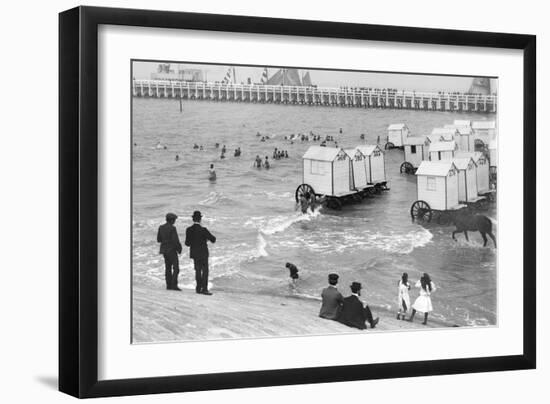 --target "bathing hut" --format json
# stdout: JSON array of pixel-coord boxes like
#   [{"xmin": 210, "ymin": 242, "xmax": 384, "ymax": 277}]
[
  {"xmin": 429, "ymin": 141, "xmax": 457, "ymax": 161},
  {"xmin": 345, "ymin": 148, "xmax": 369, "ymax": 190},
  {"xmin": 455, "ymin": 151, "xmax": 490, "ymax": 194},
  {"xmin": 427, "ymin": 134, "xmax": 444, "ymax": 143},
  {"xmin": 453, "ymin": 119, "xmax": 472, "ymax": 127},
  {"xmin": 489, "ymin": 139, "xmax": 497, "ymax": 167},
  {"xmin": 472, "ymin": 121, "xmax": 497, "ymax": 138},
  {"xmin": 357, "ymin": 144, "xmax": 386, "ymax": 184},
  {"xmin": 453, "ymin": 157, "xmax": 478, "ymax": 203},
  {"xmin": 415, "ymin": 161, "xmax": 460, "ymax": 211},
  {"xmin": 302, "ymin": 146, "xmax": 352, "ymax": 197},
  {"xmin": 431, "ymin": 127, "xmax": 458, "ymax": 142},
  {"xmin": 387, "ymin": 123, "xmax": 410, "ymax": 148},
  {"xmin": 444, "ymin": 124, "xmax": 475, "ymax": 152},
  {"xmin": 403, "ymin": 136, "xmax": 431, "ymax": 169}
]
